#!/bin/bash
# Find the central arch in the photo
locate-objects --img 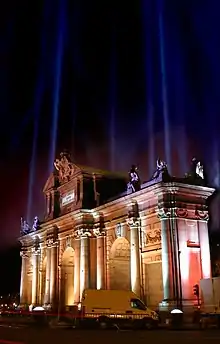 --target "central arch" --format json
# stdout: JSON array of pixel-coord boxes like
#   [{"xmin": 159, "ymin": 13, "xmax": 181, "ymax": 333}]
[
  {"xmin": 109, "ymin": 237, "xmax": 131, "ymax": 290},
  {"xmin": 61, "ymin": 247, "xmax": 75, "ymax": 307}
]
